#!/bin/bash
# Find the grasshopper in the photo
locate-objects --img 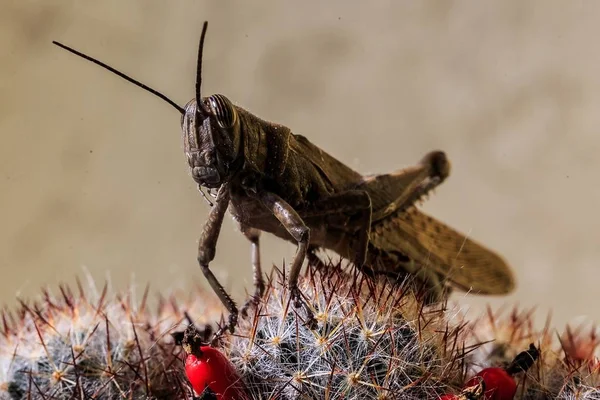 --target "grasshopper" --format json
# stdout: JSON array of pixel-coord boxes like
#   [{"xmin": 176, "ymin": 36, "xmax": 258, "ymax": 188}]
[{"xmin": 53, "ymin": 21, "xmax": 515, "ymax": 340}]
